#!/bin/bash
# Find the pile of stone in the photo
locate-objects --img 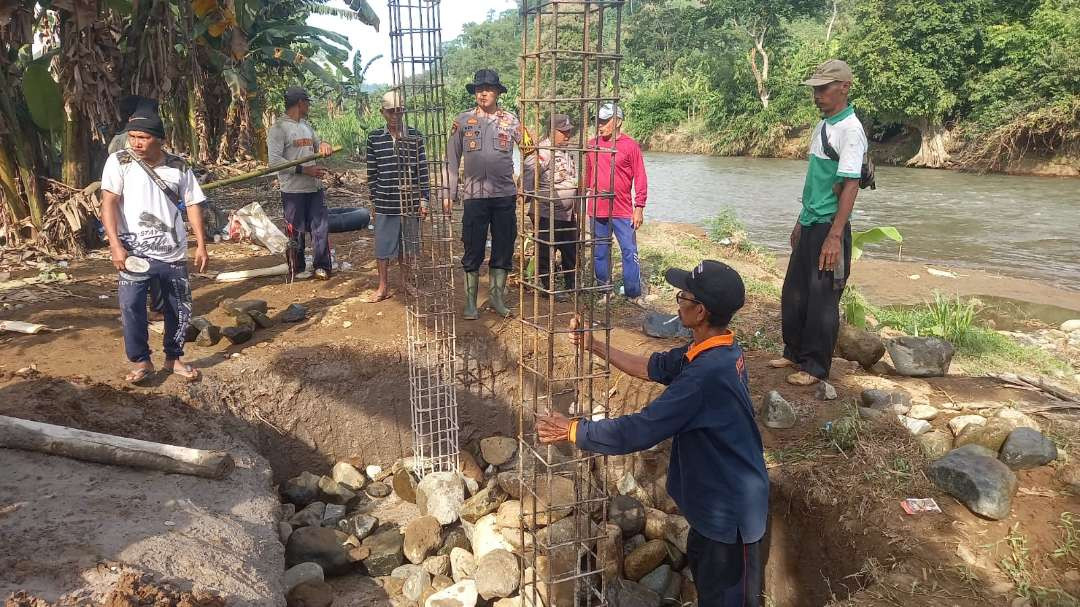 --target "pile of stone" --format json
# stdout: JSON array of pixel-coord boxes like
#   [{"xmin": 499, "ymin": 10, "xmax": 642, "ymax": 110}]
[
  {"xmin": 185, "ymin": 299, "xmax": 307, "ymax": 347},
  {"xmin": 854, "ymin": 387, "xmax": 1067, "ymax": 521},
  {"xmin": 276, "ymin": 436, "xmax": 698, "ymax": 607}
]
